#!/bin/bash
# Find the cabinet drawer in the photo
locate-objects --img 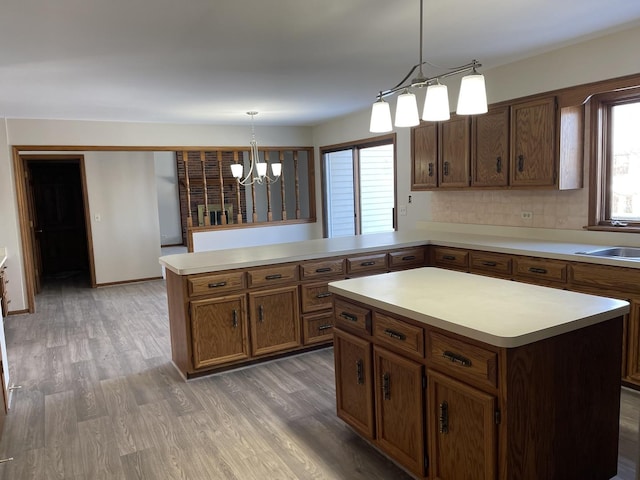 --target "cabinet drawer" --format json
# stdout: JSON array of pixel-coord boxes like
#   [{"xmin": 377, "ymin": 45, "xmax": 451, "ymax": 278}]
[
  {"xmin": 373, "ymin": 312, "xmax": 424, "ymax": 359},
  {"xmin": 514, "ymin": 256, "xmax": 567, "ymax": 285},
  {"xmin": 188, "ymin": 271, "xmax": 246, "ymax": 297},
  {"xmin": 433, "ymin": 247, "xmax": 469, "ymax": 271},
  {"xmin": 469, "ymin": 251, "xmax": 512, "ymax": 277},
  {"xmin": 334, "ymin": 298, "xmax": 372, "ymax": 335},
  {"xmin": 300, "ymin": 282, "xmax": 334, "ymax": 313},
  {"xmin": 302, "ymin": 311, "xmax": 334, "ymax": 345},
  {"xmin": 347, "ymin": 253, "xmax": 387, "ymax": 276},
  {"xmin": 426, "ymin": 330, "xmax": 498, "ymax": 389},
  {"xmin": 569, "ymin": 262, "xmax": 640, "ymax": 296},
  {"xmin": 388, "ymin": 247, "xmax": 426, "ymax": 270},
  {"xmin": 247, "ymin": 263, "xmax": 299, "ymax": 288},
  {"xmin": 300, "ymin": 258, "xmax": 345, "ymax": 280}
]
